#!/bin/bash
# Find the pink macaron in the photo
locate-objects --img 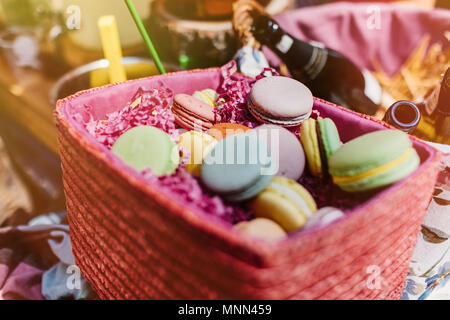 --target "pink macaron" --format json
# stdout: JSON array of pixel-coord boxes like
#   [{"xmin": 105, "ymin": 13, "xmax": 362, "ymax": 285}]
[
  {"xmin": 248, "ymin": 76, "xmax": 314, "ymax": 127},
  {"xmin": 252, "ymin": 124, "xmax": 305, "ymax": 181},
  {"xmin": 172, "ymin": 94, "xmax": 219, "ymax": 132}
]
